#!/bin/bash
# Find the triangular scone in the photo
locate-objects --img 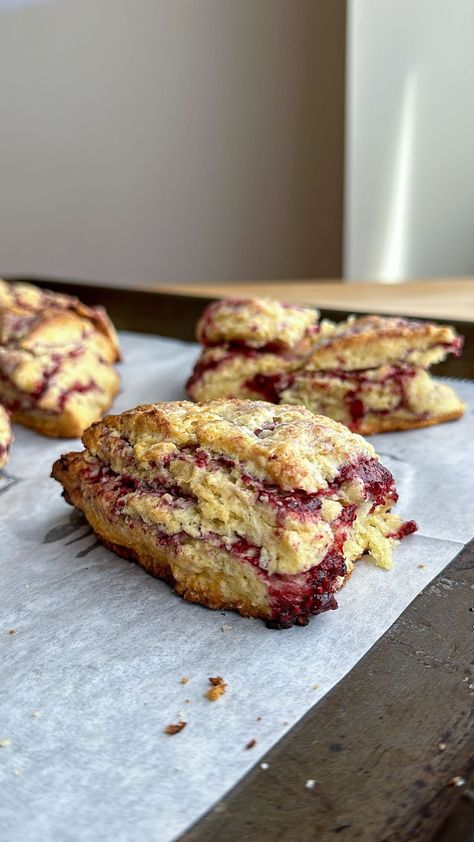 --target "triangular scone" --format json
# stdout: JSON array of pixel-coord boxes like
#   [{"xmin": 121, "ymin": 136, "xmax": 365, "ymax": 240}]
[
  {"xmin": 52, "ymin": 400, "xmax": 416, "ymax": 628},
  {"xmin": 0, "ymin": 404, "xmax": 12, "ymax": 469},
  {"xmin": 187, "ymin": 300, "xmax": 464, "ymax": 434},
  {"xmin": 0, "ymin": 279, "xmax": 120, "ymax": 437}
]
